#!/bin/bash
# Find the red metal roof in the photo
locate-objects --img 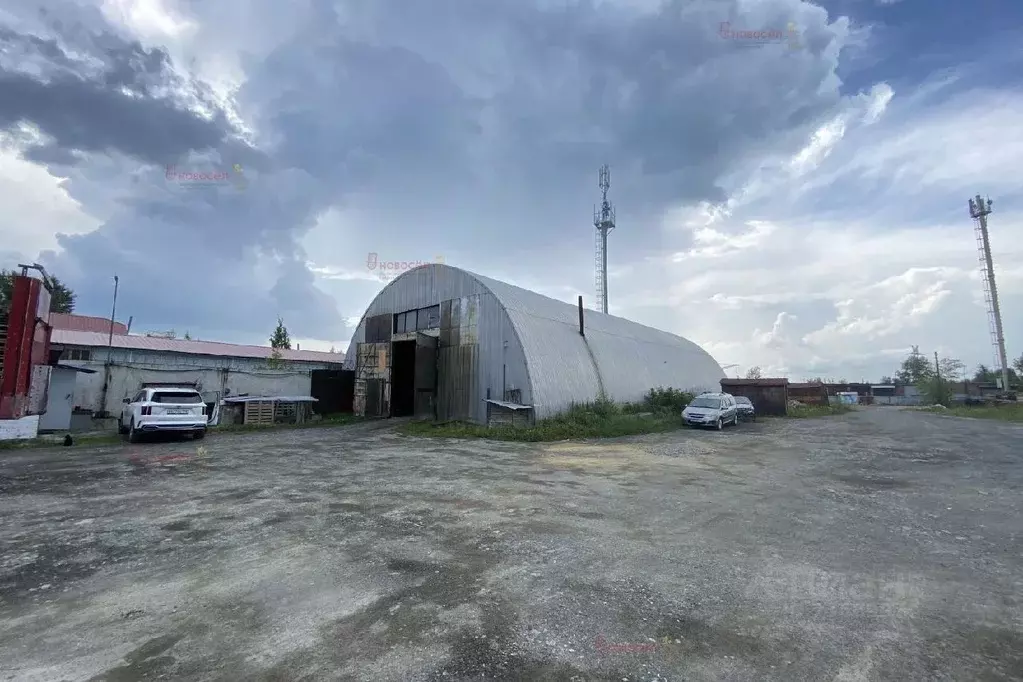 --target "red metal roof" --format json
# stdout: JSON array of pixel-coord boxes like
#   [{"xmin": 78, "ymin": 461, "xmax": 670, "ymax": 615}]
[
  {"xmin": 49, "ymin": 313, "xmax": 129, "ymax": 335},
  {"xmin": 50, "ymin": 329, "xmax": 344, "ymax": 364}
]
